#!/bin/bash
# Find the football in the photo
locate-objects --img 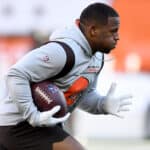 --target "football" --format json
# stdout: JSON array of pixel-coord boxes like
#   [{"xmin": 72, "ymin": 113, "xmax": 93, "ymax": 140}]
[{"xmin": 31, "ymin": 80, "xmax": 68, "ymax": 118}]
